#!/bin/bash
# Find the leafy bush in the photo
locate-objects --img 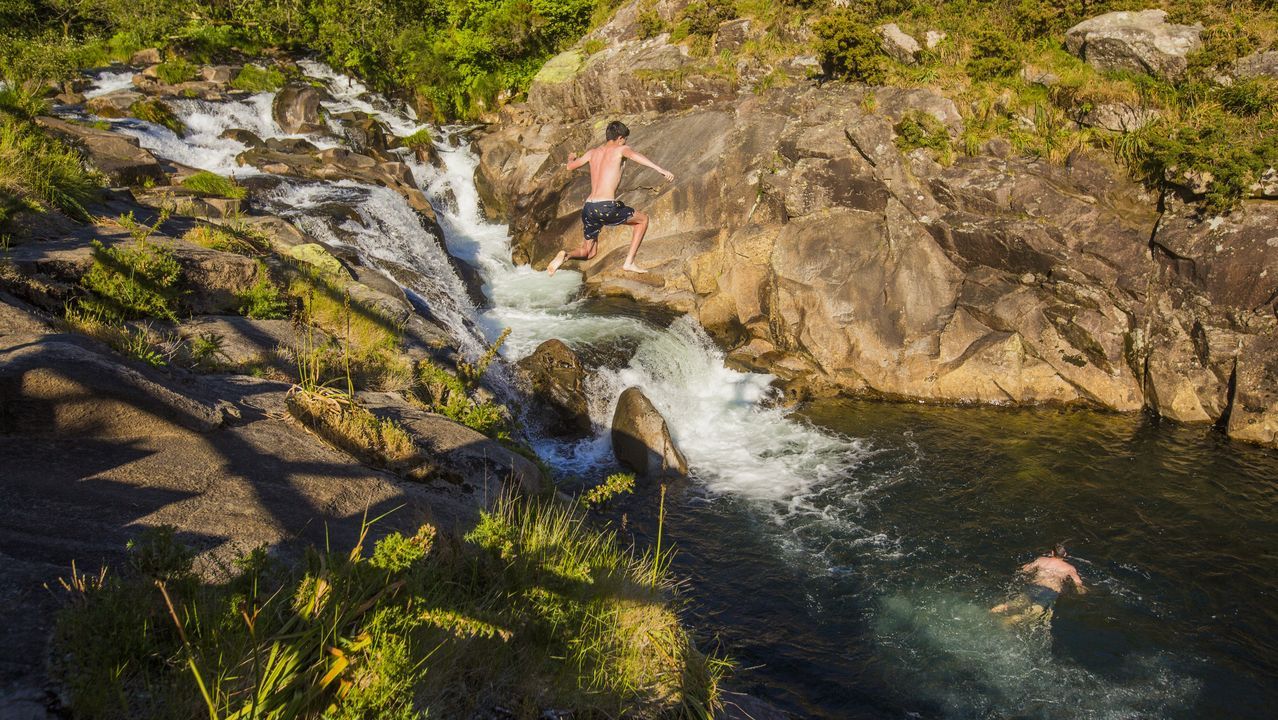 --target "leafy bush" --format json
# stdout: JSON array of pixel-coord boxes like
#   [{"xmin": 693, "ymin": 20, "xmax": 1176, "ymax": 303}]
[
  {"xmin": 814, "ymin": 8, "xmax": 887, "ymax": 84},
  {"xmin": 679, "ymin": 0, "xmax": 737, "ymax": 37},
  {"xmin": 80, "ymin": 213, "xmax": 183, "ymax": 322},
  {"xmin": 237, "ymin": 270, "xmax": 289, "ymax": 319},
  {"xmin": 154, "ymin": 58, "xmax": 198, "ymax": 85},
  {"xmin": 894, "ymin": 110, "xmax": 953, "ymax": 161},
  {"xmin": 636, "ymin": 9, "xmax": 667, "ymax": 39},
  {"xmin": 1142, "ymin": 109, "xmax": 1278, "ymax": 213},
  {"xmin": 179, "ymin": 170, "xmax": 246, "ymax": 198},
  {"xmin": 966, "ymin": 30, "xmax": 1021, "ymax": 81},
  {"xmin": 582, "ymin": 472, "xmax": 636, "ymax": 508},
  {"xmin": 1217, "ymin": 78, "xmax": 1278, "ymax": 117},
  {"xmin": 229, "ymin": 63, "xmax": 285, "ymax": 92},
  {"xmin": 399, "ymin": 127, "xmax": 432, "ymax": 148}
]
